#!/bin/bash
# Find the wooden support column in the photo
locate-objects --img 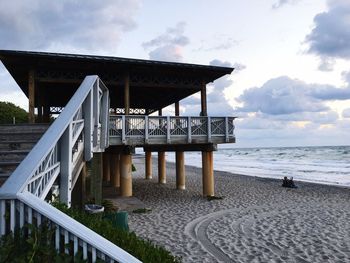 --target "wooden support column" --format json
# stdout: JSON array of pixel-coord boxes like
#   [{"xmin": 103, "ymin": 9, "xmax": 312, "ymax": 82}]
[
  {"xmin": 200, "ymin": 80, "xmax": 207, "ymax": 116},
  {"xmin": 120, "ymin": 153, "xmax": 132, "ymax": 197},
  {"xmin": 158, "ymin": 152, "xmax": 166, "ymax": 184},
  {"xmin": 174, "ymin": 101, "xmax": 185, "ymax": 189},
  {"xmin": 145, "ymin": 151, "xmax": 152, "ymax": 180},
  {"xmin": 124, "ymin": 73, "xmax": 130, "ymax": 115},
  {"xmin": 90, "ymin": 153, "xmax": 103, "ymax": 204},
  {"xmin": 28, "ymin": 70, "xmax": 35, "ymax": 123},
  {"xmin": 37, "ymin": 86, "xmax": 44, "ymax": 123},
  {"xmin": 81, "ymin": 163, "xmax": 87, "ymax": 205},
  {"xmin": 103, "ymin": 152, "xmax": 111, "ymax": 183},
  {"xmin": 176, "ymin": 152, "xmax": 185, "ymax": 190},
  {"xmin": 110, "ymin": 153, "xmax": 120, "ymax": 188},
  {"xmin": 175, "ymin": 101, "xmax": 180, "ymax": 116},
  {"xmin": 71, "ymin": 162, "xmax": 87, "ymax": 208},
  {"xmin": 43, "ymin": 88, "xmax": 50, "ymax": 123},
  {"xmin": 202, "ymin": 151, "xmax": 214, "ymax": 196}
]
